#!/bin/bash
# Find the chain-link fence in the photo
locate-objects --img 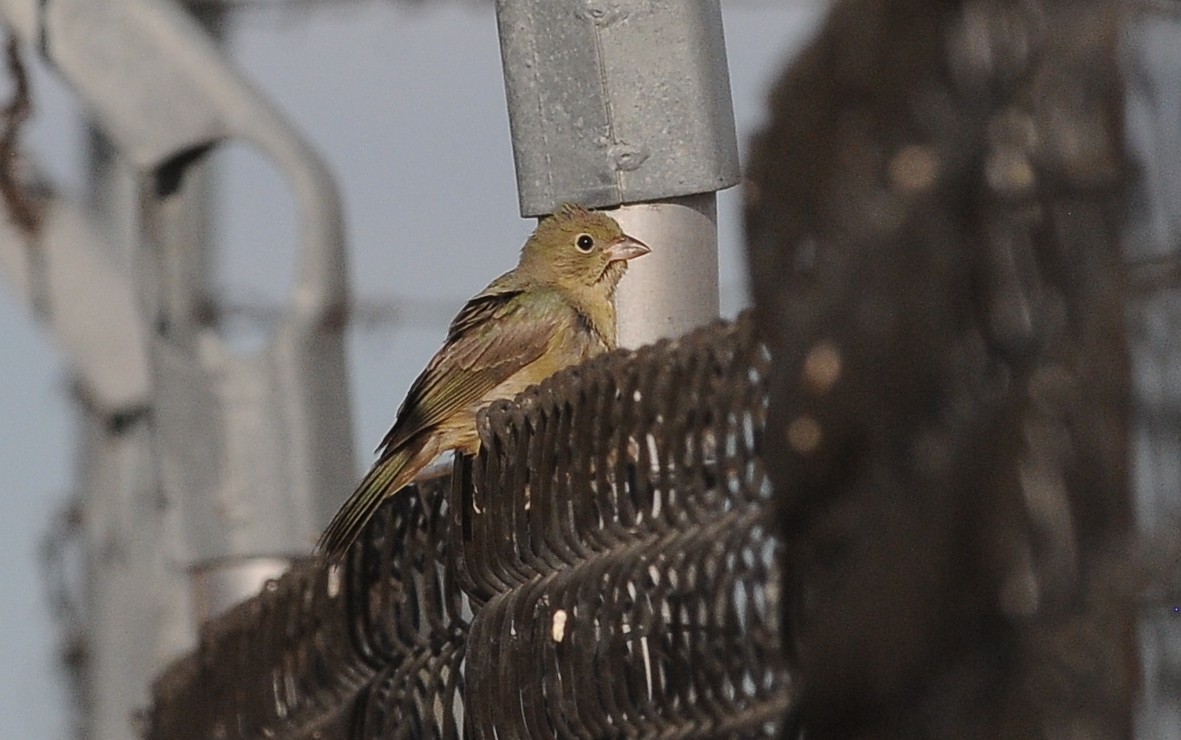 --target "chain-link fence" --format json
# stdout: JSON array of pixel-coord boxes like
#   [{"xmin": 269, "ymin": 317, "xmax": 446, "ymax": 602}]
[
  {"xmin": 147, "ymin": 314, "xmax": 789, "ymax": 738},
  {"xmin": 745, "ymin": 0, "xmax": 1176, "ymax": 737}
]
